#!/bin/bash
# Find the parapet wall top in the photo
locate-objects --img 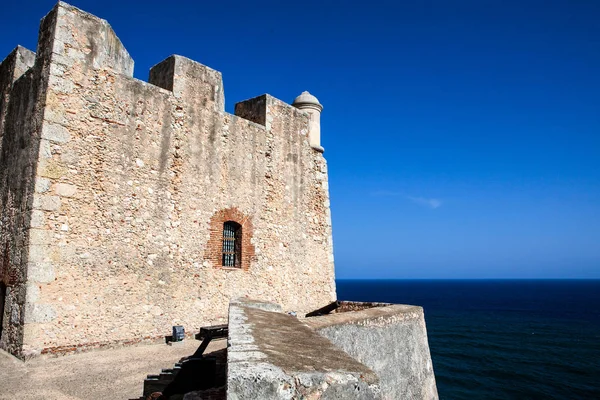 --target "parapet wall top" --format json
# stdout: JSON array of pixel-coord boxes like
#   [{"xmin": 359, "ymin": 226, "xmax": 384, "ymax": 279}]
[{"xmin": 292, "ymin": 91, "xmax": 324, "ymax": 152}]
